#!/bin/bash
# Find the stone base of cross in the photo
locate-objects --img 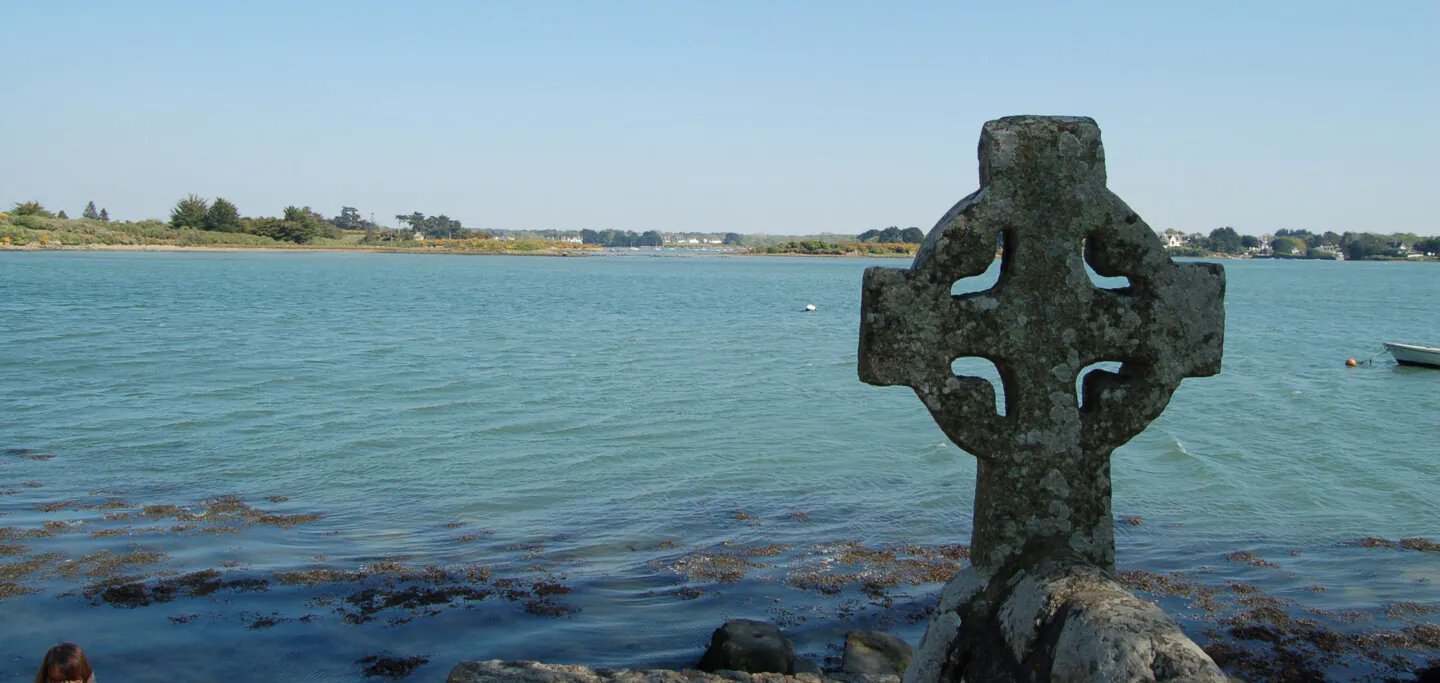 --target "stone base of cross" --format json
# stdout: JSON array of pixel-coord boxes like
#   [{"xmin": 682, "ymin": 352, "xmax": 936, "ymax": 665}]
[{"xmin": 858, "ymin": 116, "xmax": 1228, "ymax": 682}]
